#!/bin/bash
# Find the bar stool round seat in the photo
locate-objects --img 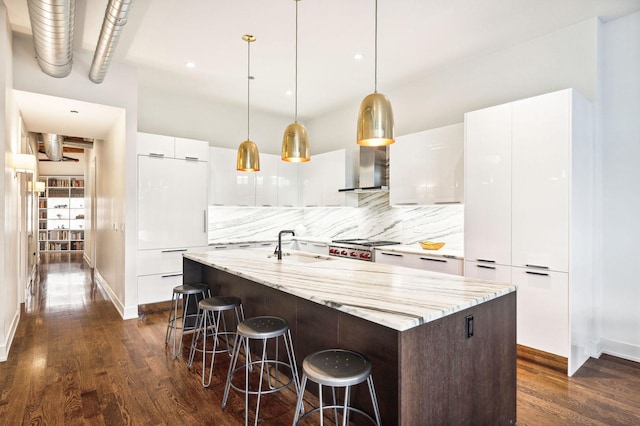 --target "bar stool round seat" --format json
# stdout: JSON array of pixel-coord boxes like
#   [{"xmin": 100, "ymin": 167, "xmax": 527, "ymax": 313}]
[
  {"xmin": 187, "ymin": 296, "xmax": 244, "ymax": 387},
  {"xmin": 294, "ymin": 349, "xmax": 382, "ymax": 426},
  {"xmin": 222, "ymin": 316, "xmax": 300, "ymax": 426},
  {"xmin": 165, "ymin": 284, "xmax": 209, "ymax": 358}
]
